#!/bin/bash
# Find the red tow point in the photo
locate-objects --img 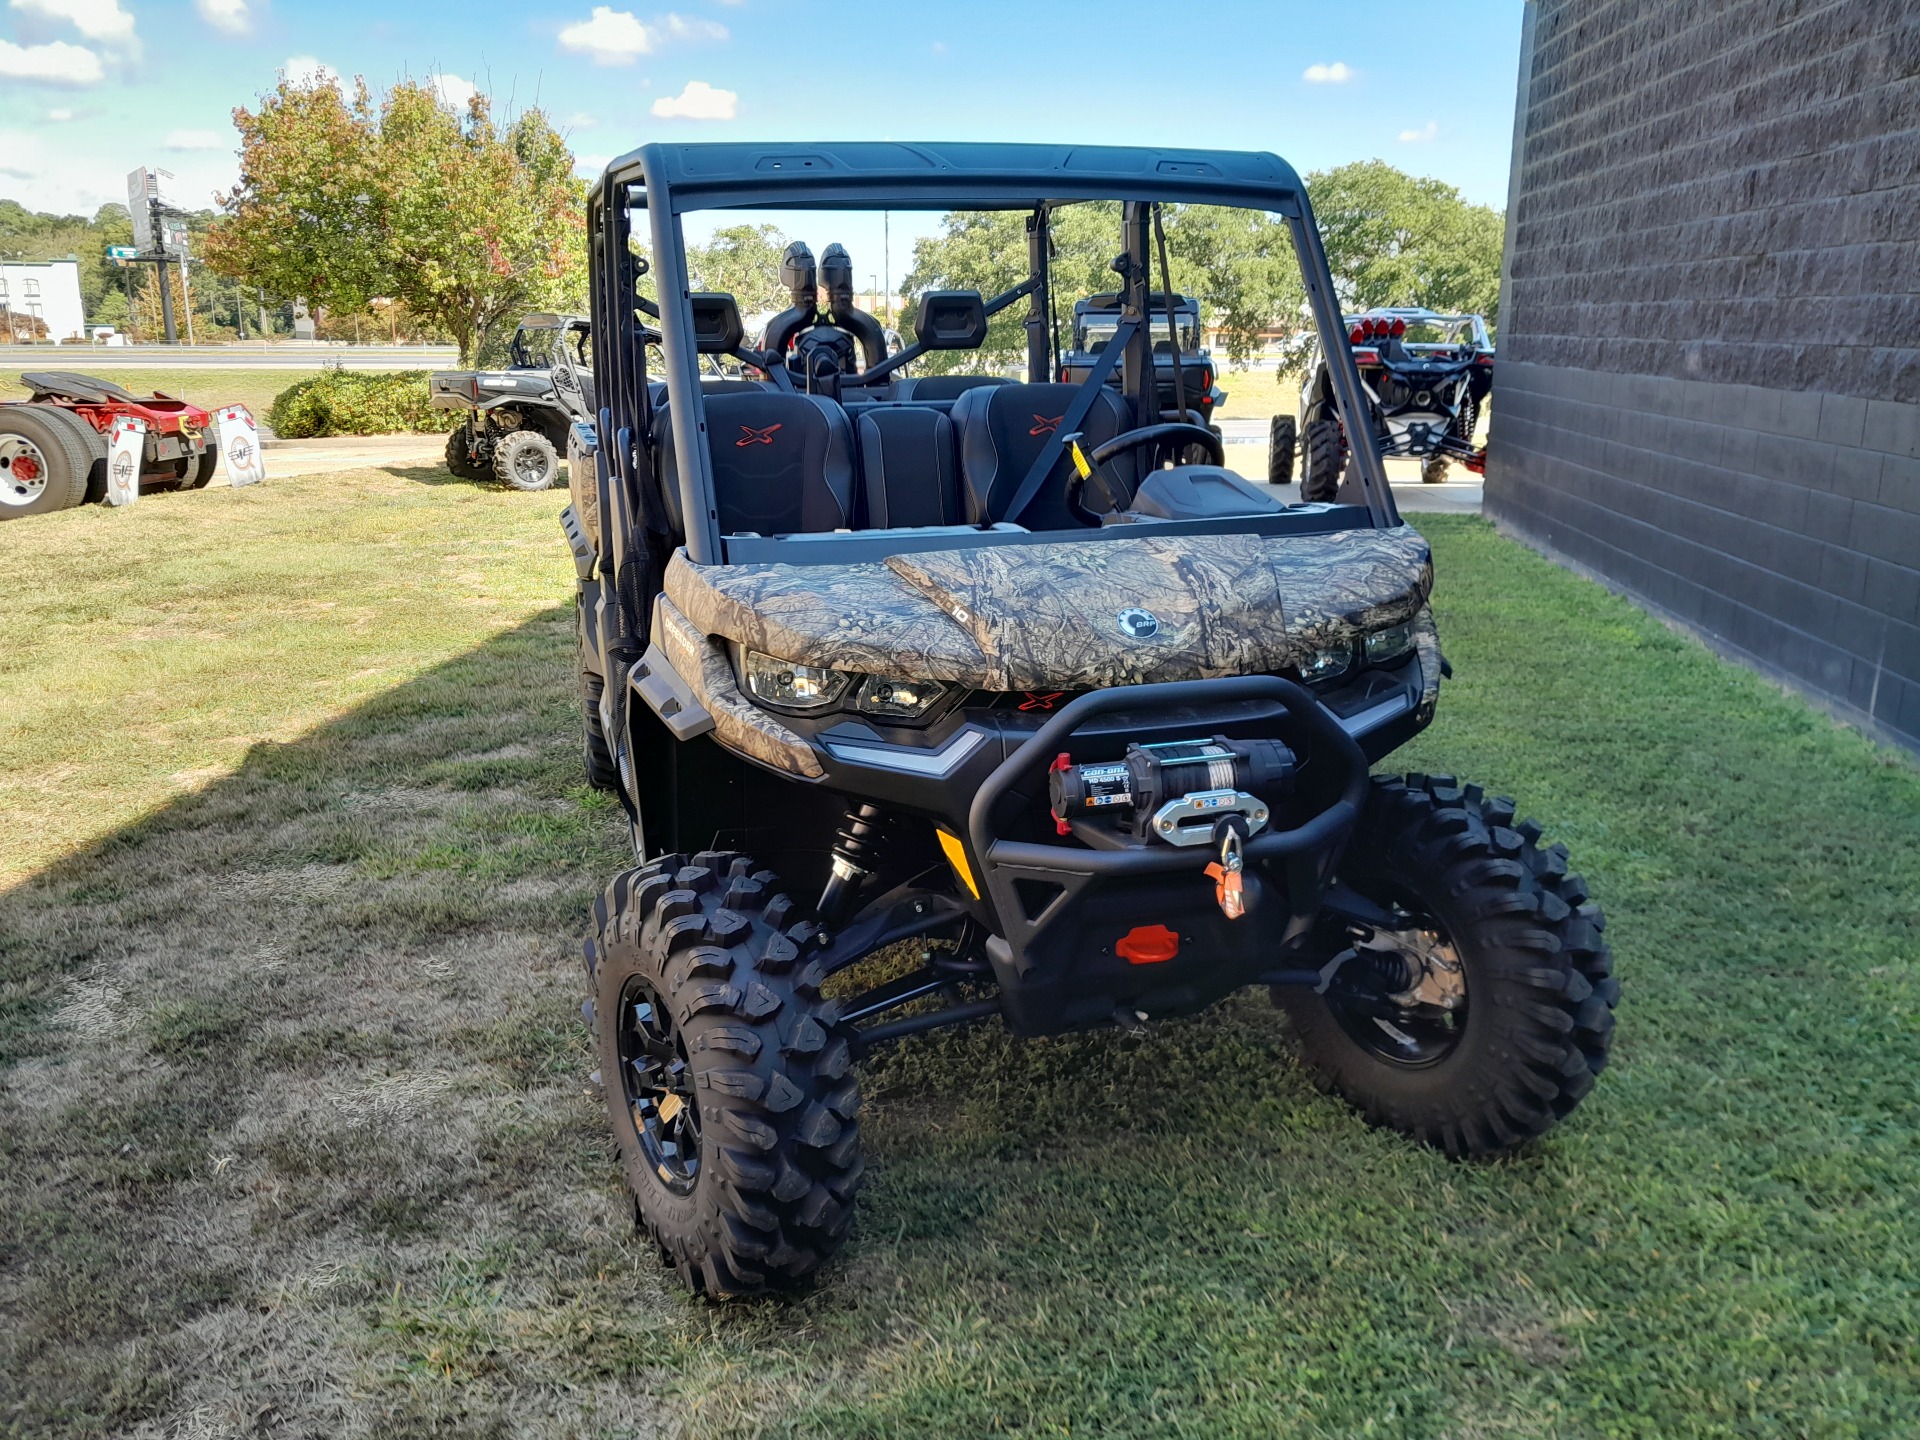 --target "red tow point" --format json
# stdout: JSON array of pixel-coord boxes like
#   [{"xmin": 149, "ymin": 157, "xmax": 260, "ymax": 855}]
[{"xmin": 1116, "ymin": 924, "xmax": 1180, "ymax": 965}]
